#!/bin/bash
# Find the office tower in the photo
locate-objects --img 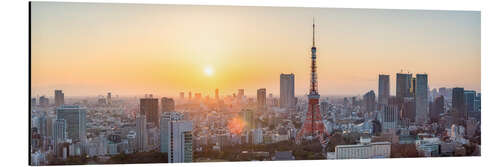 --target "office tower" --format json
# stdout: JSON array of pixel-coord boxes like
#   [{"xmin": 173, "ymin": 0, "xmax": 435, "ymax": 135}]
[
  {"xmin": 297, "ymin": 21, "xmax": 327, "ymax": 140},
  {"xmin": 54, "ymin": 90, "xmax": 65, "ymax": 107},
  {"xmin": 140, "ymin": 97, "xmax": 159, "ymax": 127},
  {"xmin": 257, "ymin": 88, "xmax": 266, "ymax": 112},
  {"xmin": 415, "ymin": 74, "xmax": 429, "ymax": 124},
  {"xmin": 237, "ymin": 89, "xmax": 245, "ymax": 99},
  {"xmin": 402, "ymin": 97, "xmax": 416, "ymax": 123},
  {"xmin": 320, "ymin": 101, "xmax": 329, "ymax": 115},
  {"xmin": 52, "ymin": 119, "xmax": 66, "ymax": 155},
  {"xmin": 379, "ymin": 105, "xmax": 399, "ymax": 131},
  {"xmin": 452, "ymin": 87, "xmax": 466, "ymax": 125},
  {"xmin": 56, "ymin": 105, "xmax": 86, "ymax": 143},
  {"xmin": 188, "ymin": 92, "xmax": 192, "ymax": 101},
  {"xmin": 280, "ymin": 73, "xmax": 295, "ymax": 108},
  {"xmin": 464, "ymin": 90, "xmax": 476, "ymax": 113},
  {"xmin": 37, "ymin": 112, "xmax": 48, "ymax": 137},
  {"xmin": 438, "ymin": 87, "xmax": 447, "ymax": 97},
  {"xmin": 378, "ymin": 74, "xmax": 390, "ymax": 105},
  {"xmin": 161, "ymin": 97, "xmax": 175, "ymax": 113},
  {"xmin": 430, "ymin": 96, "xmax": 444, "ymax": 123},
  {"xmin": 396, "ymin": 73, "xmax": 412, "ymax": 99},
  {"xmin": 31, "ymin": 98, "xmax": 37, "ymax": 107},
  {"xmin": 135, "ymin": 114, "xmax": 147, "ymax": 152},
  {"xmin": 179, "ymin": 92, "xmax": 184, "ymax": 100},
  {"xmin": 107, "ymin": 92, "xmax": 112, "ymax": 105},
  {"xmin": 39, "ymin": 96, "xmax": 49, "ymax": 107},
  {"xmin": 240, "ymin": 109, "xmax": 255, "ymax": 130},
  {"xmin": 215, "ymin": 89, "xmax": 219, "ymax": 100},
  {"xmin": 363, "ymin": 90, "xmax": 376, "ymax": 113},
  {"xmin": 160, "ymin": 113, "xmax": 193, "ymax": 163}
]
